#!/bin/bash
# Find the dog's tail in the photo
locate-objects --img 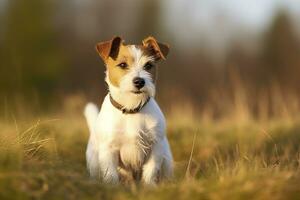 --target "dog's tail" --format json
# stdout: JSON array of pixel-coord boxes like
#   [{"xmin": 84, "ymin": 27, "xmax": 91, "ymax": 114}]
[
  {"xmin": 84, "ymin": 103, "xmax": 100, "ymax": 178},
  {"xmin": 84, "ymin": 103, "xmax": 99, "ymax": 134}
]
